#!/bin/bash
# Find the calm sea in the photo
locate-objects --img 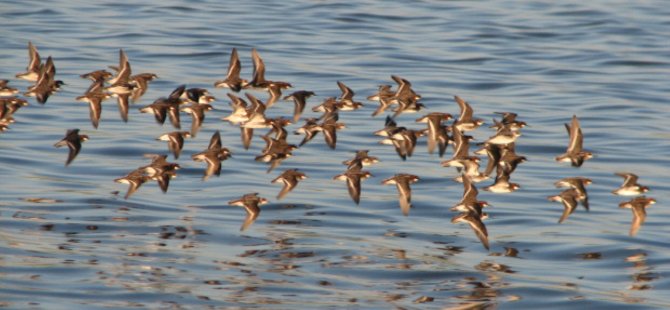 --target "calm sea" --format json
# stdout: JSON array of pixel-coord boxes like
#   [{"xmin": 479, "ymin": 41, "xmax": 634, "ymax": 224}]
[{"xmin": 1, "ymin": 0, "xmax": 669, "ymax": 308}]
